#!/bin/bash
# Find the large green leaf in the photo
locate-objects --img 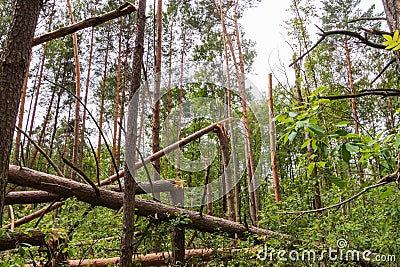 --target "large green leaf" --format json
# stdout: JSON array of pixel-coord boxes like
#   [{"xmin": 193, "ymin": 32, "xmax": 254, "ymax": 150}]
[
  {"xmin": 345, "ymin": 143, "xmax": 359, "ymax": 153},
  {"xmin": 341, "ymin": 144, "xmax": 351, "ymax": 163},
  {"xmin": 308, "ymin": 124, "xmax": 325, "ymax": 137},
  {"xmin": 329, "ymin": 175, "xmax": 346, "ymax": 189}
]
